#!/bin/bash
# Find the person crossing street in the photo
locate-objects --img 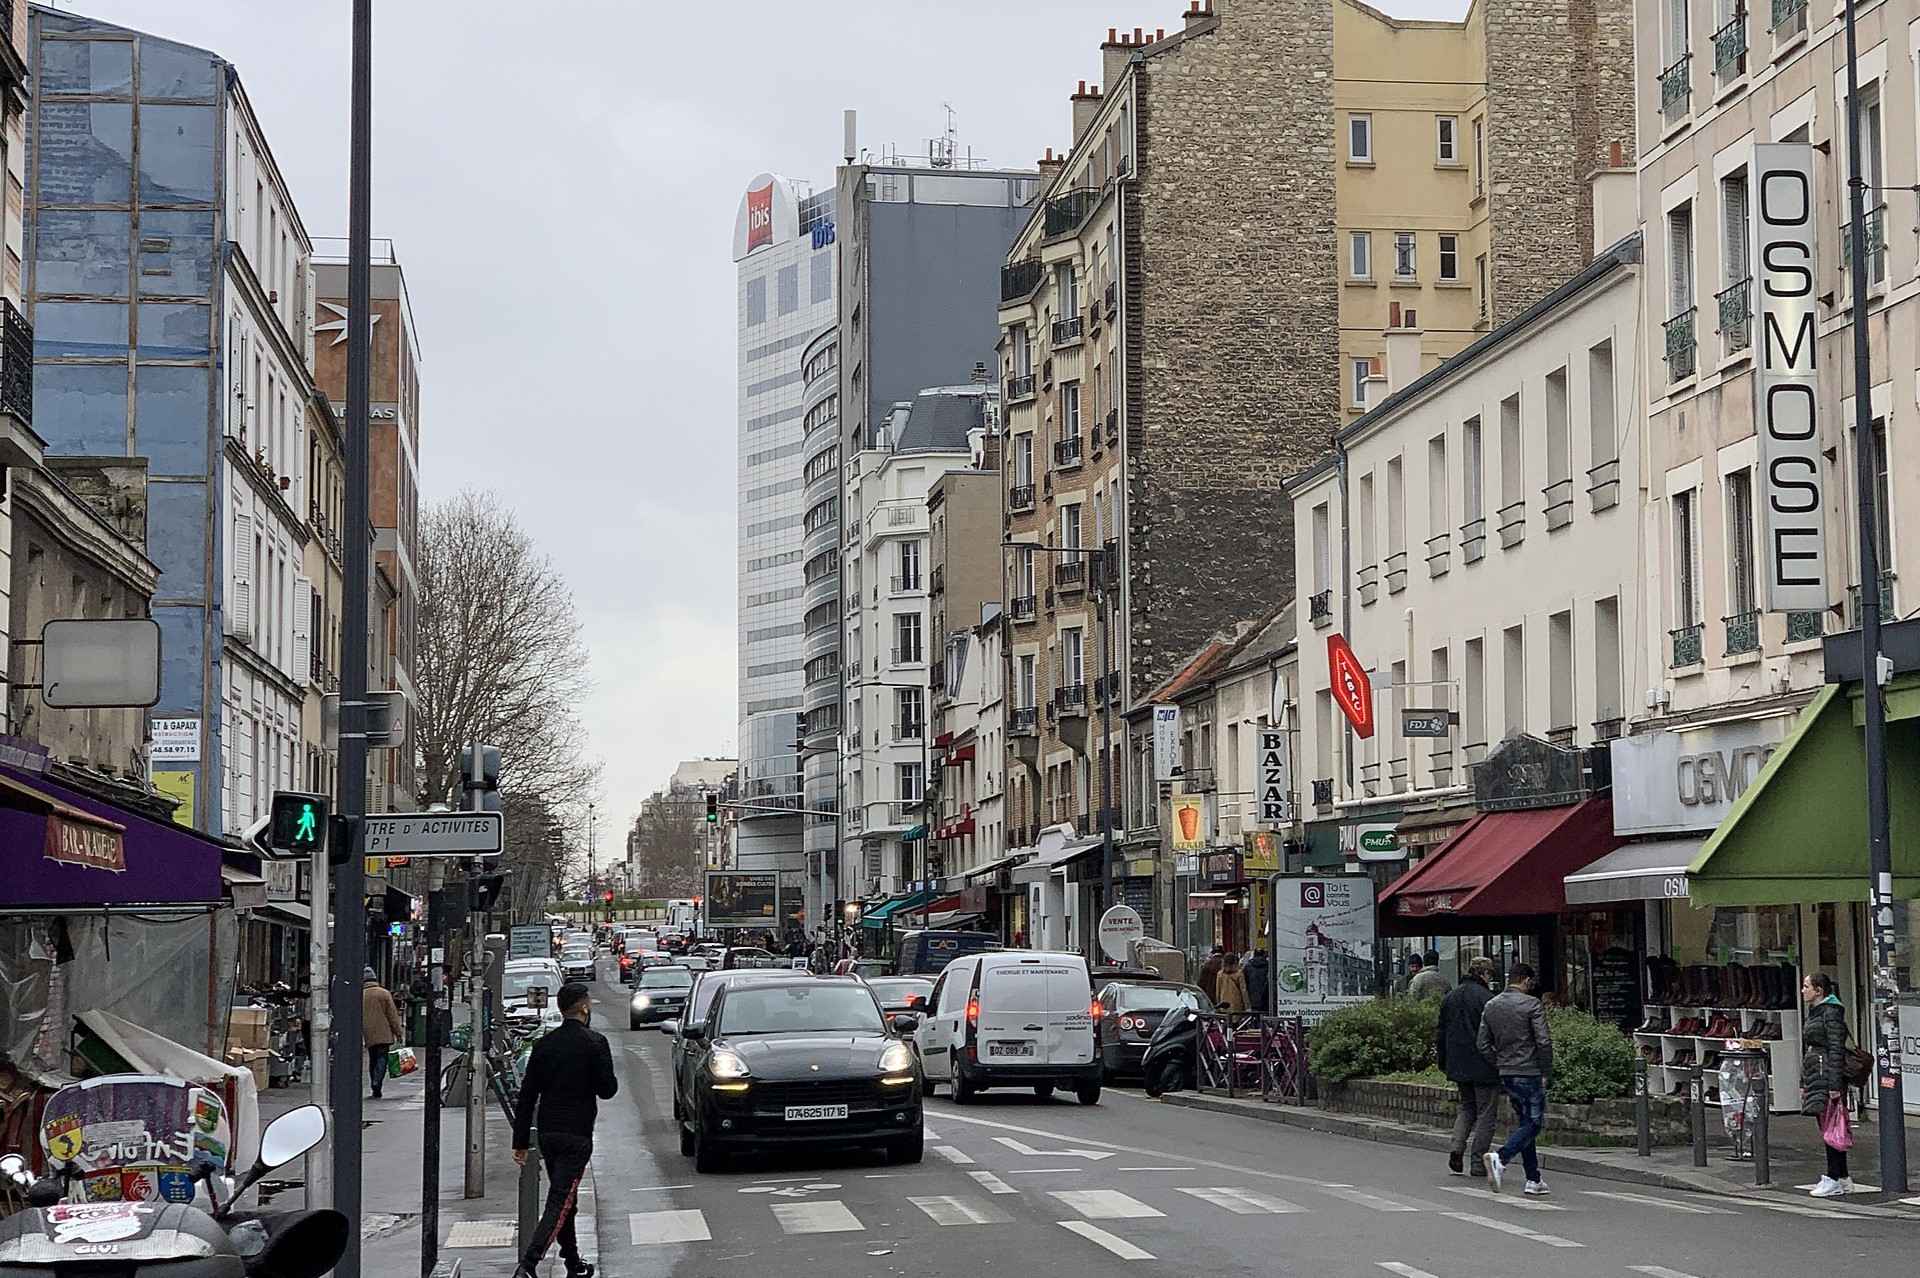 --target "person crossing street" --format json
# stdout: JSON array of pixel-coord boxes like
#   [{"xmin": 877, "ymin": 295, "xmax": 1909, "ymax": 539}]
[
  {"xmin": 513, "ymin": 983, "xmax": 619, "ymax": 1278},
  {"xmin": 1476, "ymin": 961, "xmax": 1553, "ymax": 1196}
]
